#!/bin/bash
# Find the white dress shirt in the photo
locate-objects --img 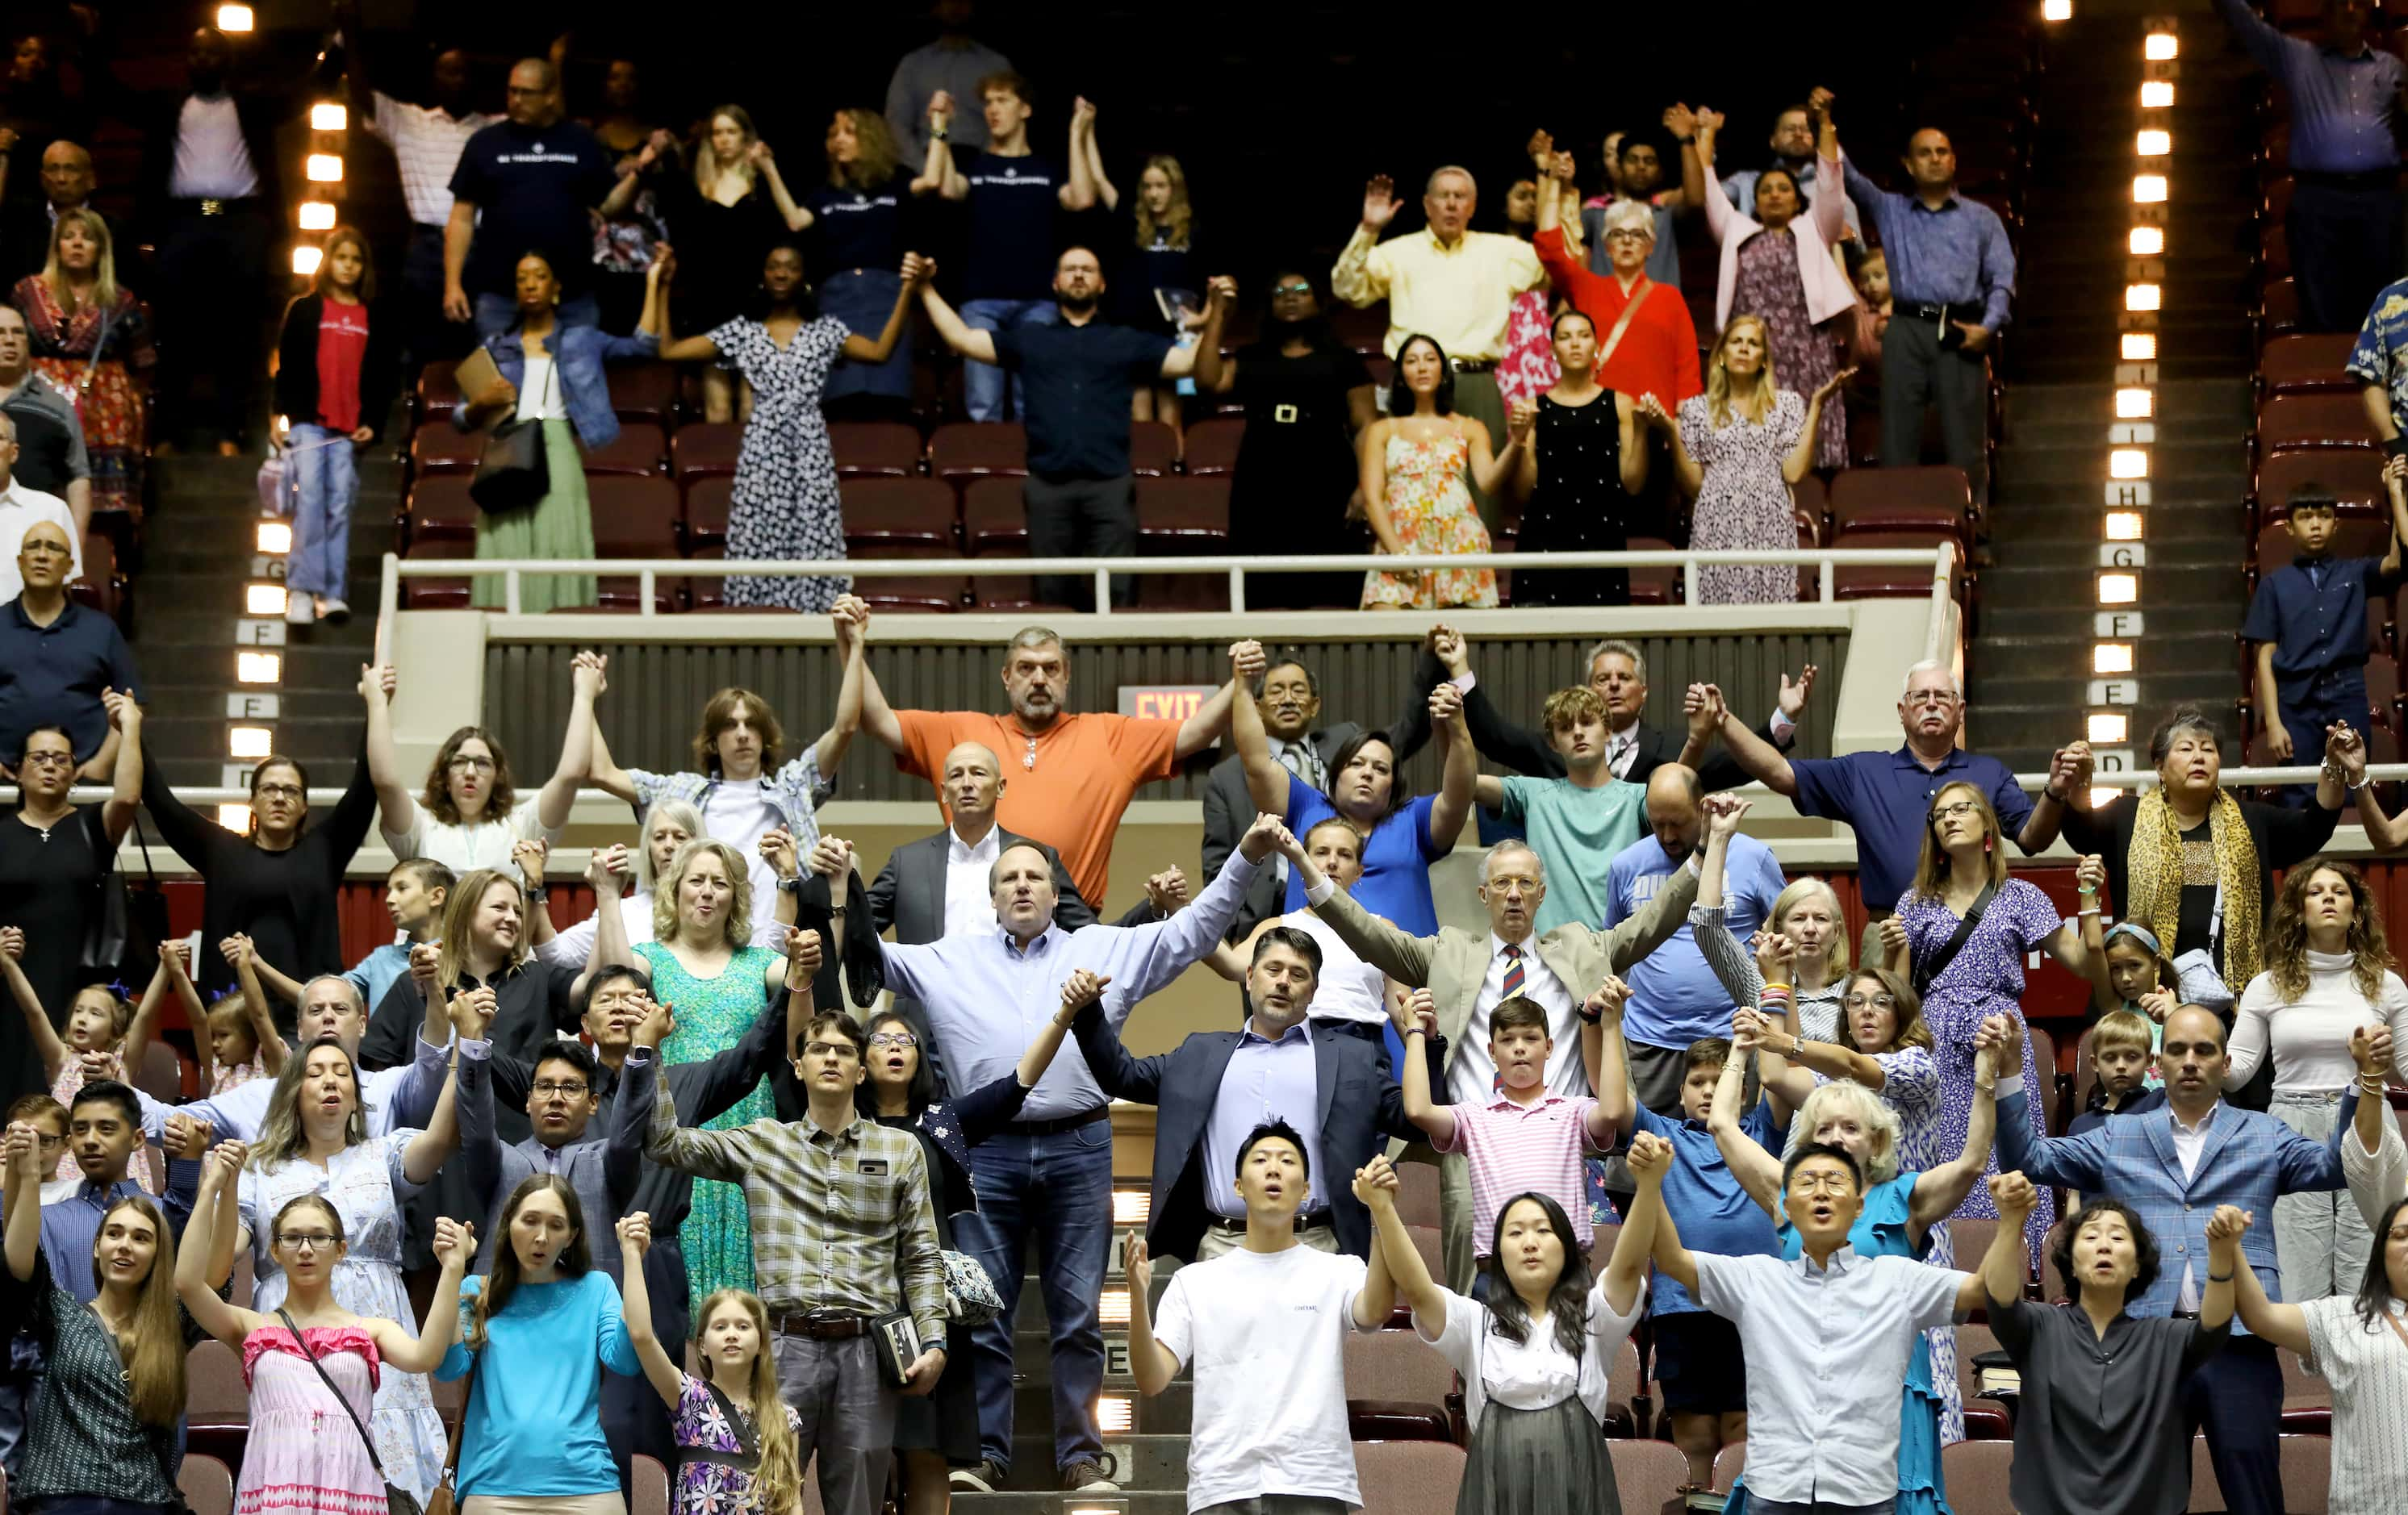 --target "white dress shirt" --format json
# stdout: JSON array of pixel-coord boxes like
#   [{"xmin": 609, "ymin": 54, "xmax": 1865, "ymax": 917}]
[
  {"xmin": 943, "ymin": 825, "xmax": 1003, "ymax": 940},
  {"xmin": 168, "ymin": 94, "xmax": 261, "ymax": 200},
  {"xmin": 1416, "ymin": 1277, "xmax": 1643, "ymax": 1432},
  {"xmin": 2170, "ymin": 1100, "xmax": 2220, "ymax": 1309},
  {"xmin": 0, "ymin": 481, "xmax": 81, "ymax": 600},
  {"xmin": 1449, "ymin": 934, "xmax": 1582, "ymax": 1104}
]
